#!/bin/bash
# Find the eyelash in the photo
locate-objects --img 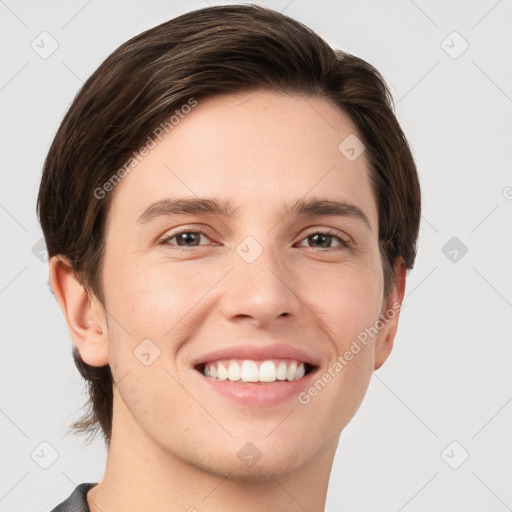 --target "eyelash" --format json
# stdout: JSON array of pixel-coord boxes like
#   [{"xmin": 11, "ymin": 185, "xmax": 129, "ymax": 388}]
[{"xmin": 158, "ymin": 227, "xmax": 351, "ymax": 251}]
